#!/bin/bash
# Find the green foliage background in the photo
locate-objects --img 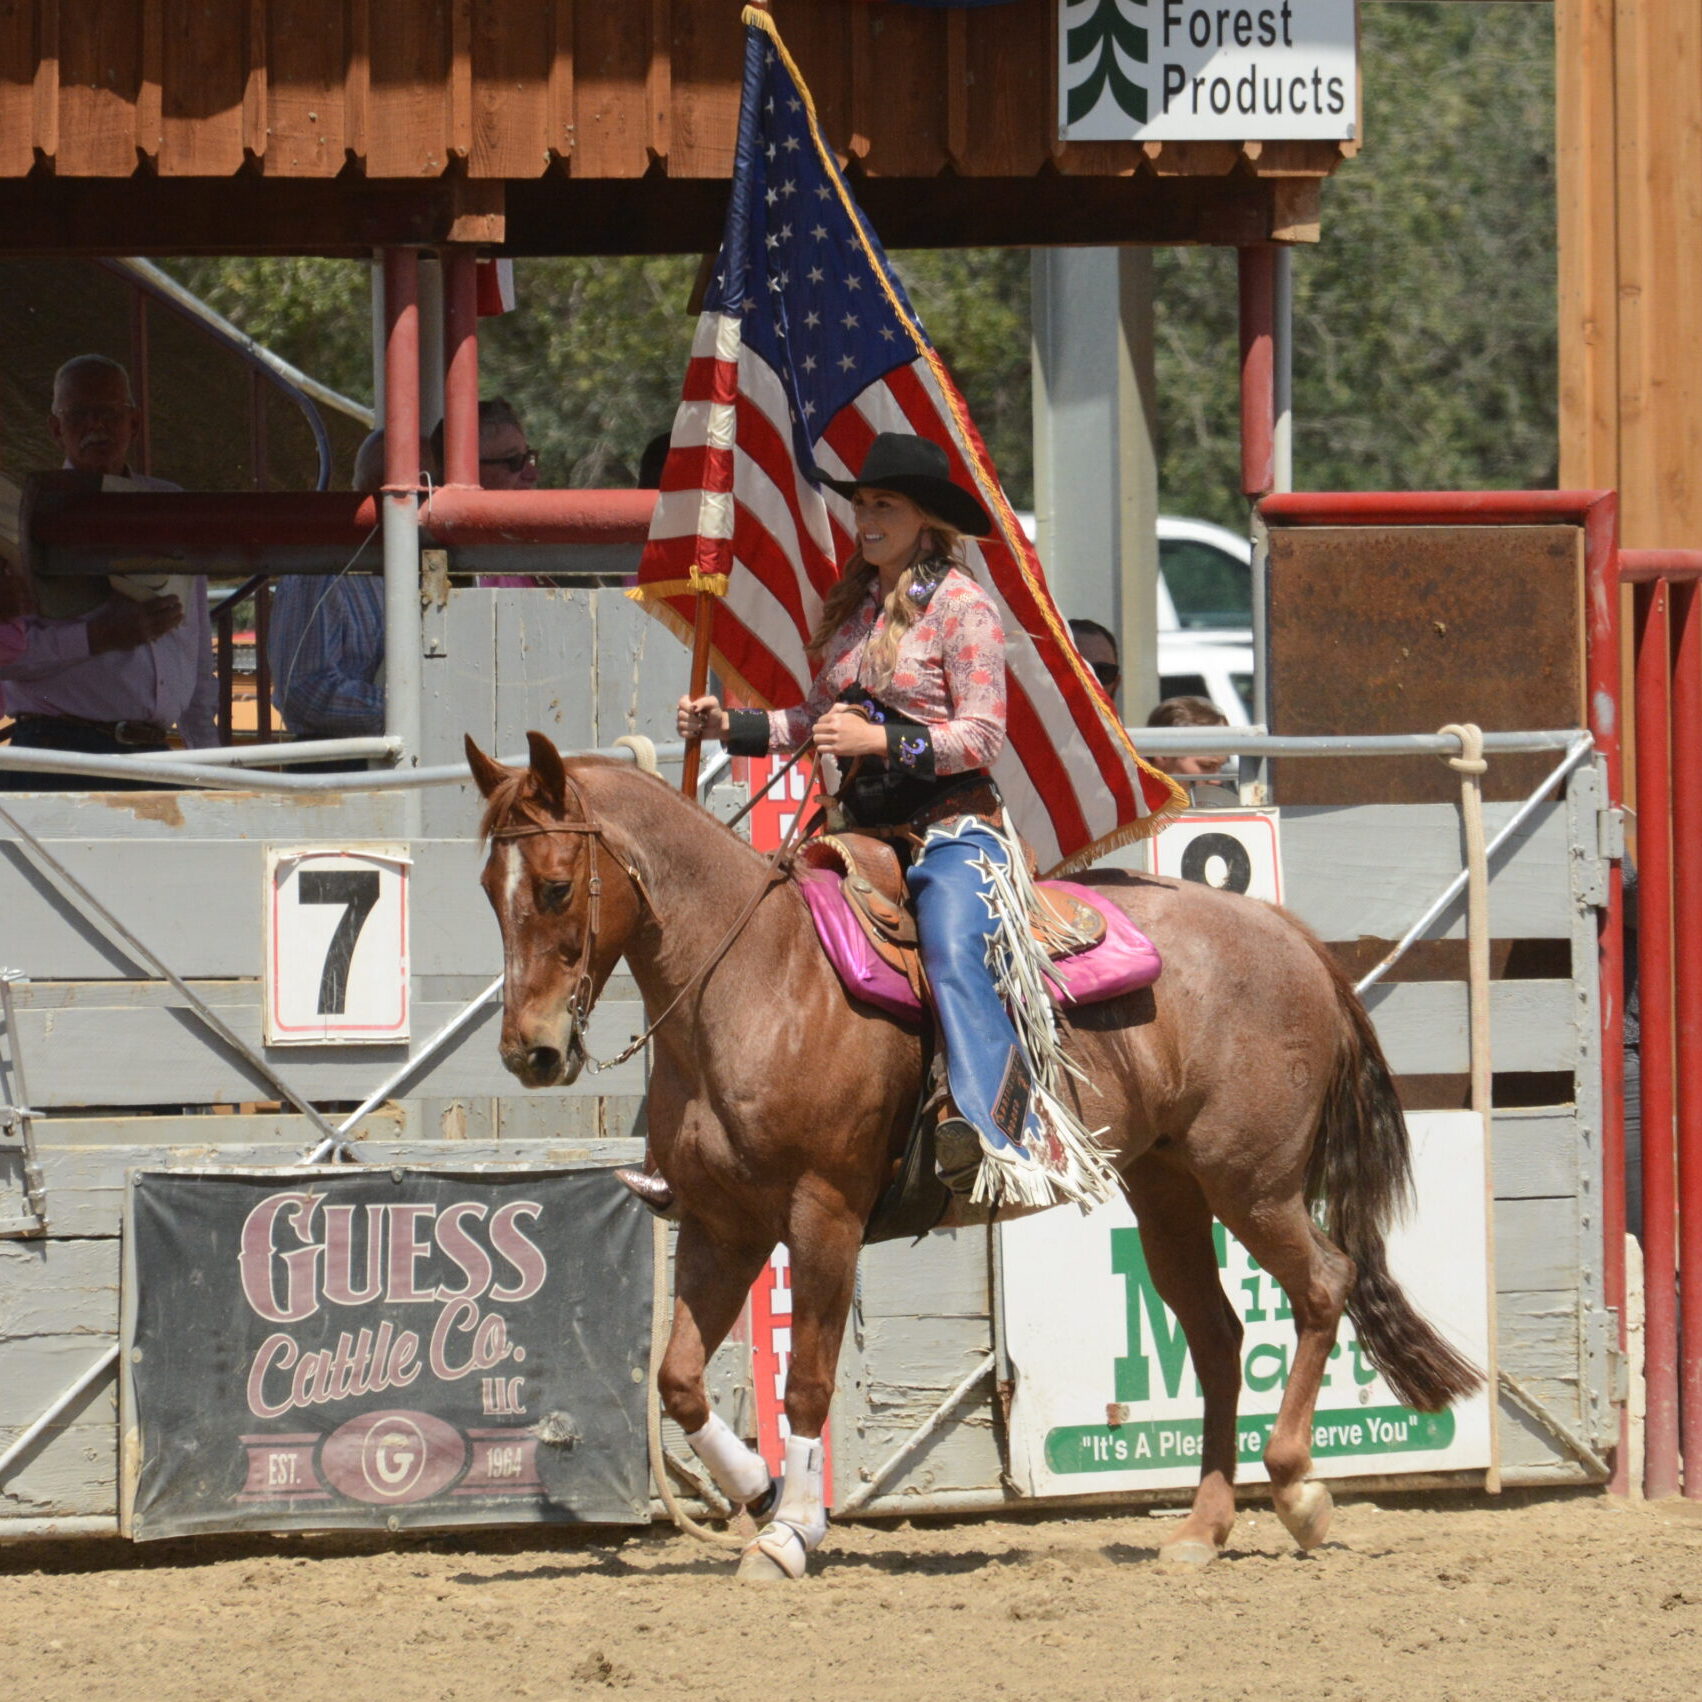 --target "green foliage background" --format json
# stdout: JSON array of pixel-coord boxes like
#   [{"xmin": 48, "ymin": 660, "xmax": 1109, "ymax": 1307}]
[{"xmin": 166, "ymin": 4, "xmax": 1555, "ymax": 531}]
